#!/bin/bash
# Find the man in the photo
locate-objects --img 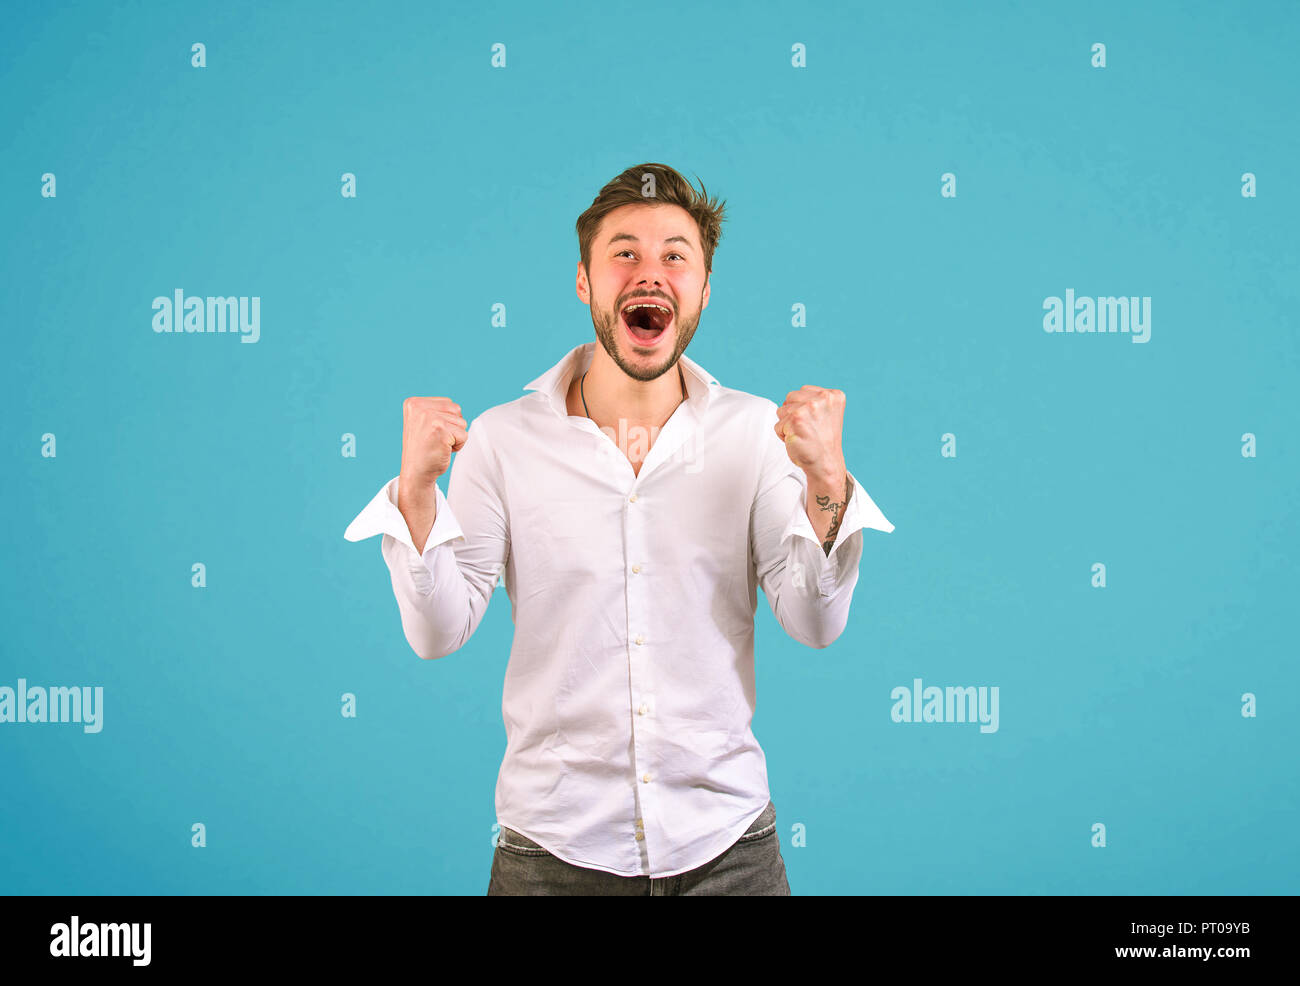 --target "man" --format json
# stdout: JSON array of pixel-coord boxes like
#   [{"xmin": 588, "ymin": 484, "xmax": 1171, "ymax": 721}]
[{"xmin": 344, "ymin": 162, "xmax": 894, "ymax": 895}]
